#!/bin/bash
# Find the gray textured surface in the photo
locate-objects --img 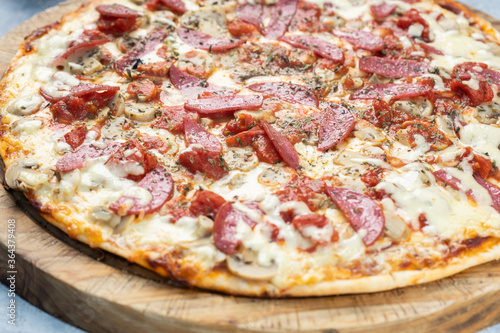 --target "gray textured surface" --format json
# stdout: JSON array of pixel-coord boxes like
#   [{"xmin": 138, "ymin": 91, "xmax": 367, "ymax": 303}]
[{"xmin": 0, "ymin": 0, "xmax": 500, "ymax": 332}]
